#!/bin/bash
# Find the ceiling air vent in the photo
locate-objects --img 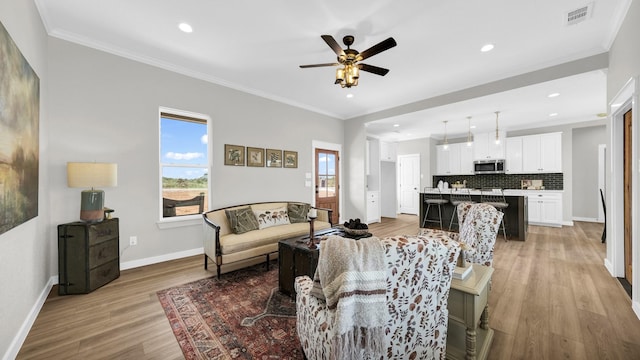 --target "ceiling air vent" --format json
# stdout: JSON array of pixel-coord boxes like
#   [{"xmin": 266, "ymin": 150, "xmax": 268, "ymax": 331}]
[{"xmin": 565, "ymin": 3, "xmax": 593, "ymax": 26}]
